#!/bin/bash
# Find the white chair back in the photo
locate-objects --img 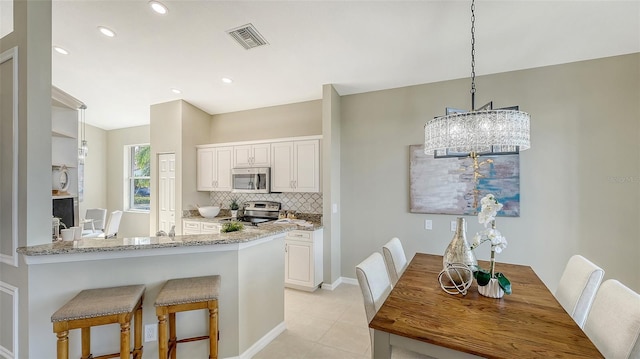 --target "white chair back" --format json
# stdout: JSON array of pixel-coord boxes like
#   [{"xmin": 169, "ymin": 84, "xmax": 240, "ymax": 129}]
[
  {"xmin": 356, "ymin": 252, "xmax": 392, "ymax": 323},
  {"xmin": 584, "ymin": 279, "xmax": 640, "ymax": 359},
  {"xmin": 555, "ymin": 254, "xmax": 604, "ymax": 328},
  {"xmin": 103, "ymin": 210, "xmax": 123, "ymax": 238},
  {"xmin": 382, "ymin": 237, "xmax": 408, "ymax": 286},
  {"xmin": 85, "ymin": 208, "xmax": 107, "ymax": 231}
]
